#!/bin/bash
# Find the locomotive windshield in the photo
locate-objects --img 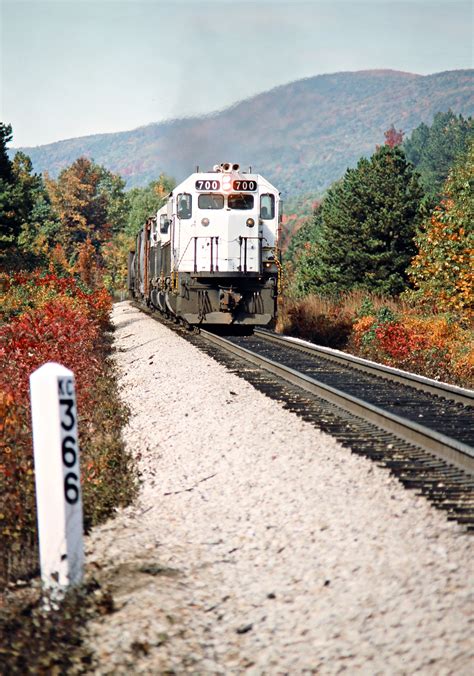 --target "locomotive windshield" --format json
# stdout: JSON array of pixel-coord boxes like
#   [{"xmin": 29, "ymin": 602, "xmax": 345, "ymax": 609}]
[
  {"xmin": 198, "ymin": 193, "xmax": 224, "ymax": 209},
  {"xmin": 228, "ymin": 194, "xmax": 254, "ymax": 210}
]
